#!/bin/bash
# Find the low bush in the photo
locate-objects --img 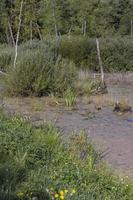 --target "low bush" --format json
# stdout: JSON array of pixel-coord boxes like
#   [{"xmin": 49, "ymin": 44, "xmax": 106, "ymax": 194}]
[{"xmin": 0, "ymin": 112, "xmax": 133, "ymax": 200}]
